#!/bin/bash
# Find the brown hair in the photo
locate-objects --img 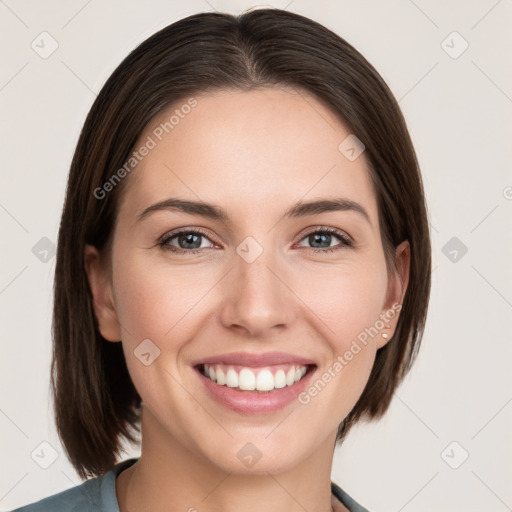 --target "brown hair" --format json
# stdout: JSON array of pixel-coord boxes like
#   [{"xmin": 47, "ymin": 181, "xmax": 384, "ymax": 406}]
[{"xmin": 52, "ymin": 8, "xmax": 431, "ymax": 479}]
